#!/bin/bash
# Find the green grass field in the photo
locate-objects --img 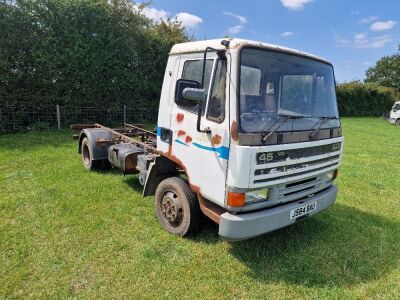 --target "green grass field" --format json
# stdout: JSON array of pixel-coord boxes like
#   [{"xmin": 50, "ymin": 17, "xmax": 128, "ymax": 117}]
[{"xmin": 1, "ymin": 118, "xmax": 399, "ymax": 299}]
